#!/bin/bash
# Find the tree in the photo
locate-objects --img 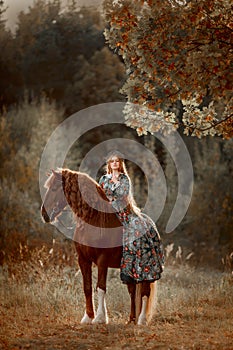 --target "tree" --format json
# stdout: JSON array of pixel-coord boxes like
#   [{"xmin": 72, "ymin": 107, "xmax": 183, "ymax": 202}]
[
  {"xmin": 14, "ymin": 1, "xmax": 119, "ymax": 109},
  {"xmin": 0, "ymin": 0, "xmax": 21, "ymax": 107},
  {"xmin": 0, "ymin": 0, "xmax": 6, "ymax": 23},
  {"xmin": 103, "ymin": 0, "xmax": 233, "ymax": 139},
  {"xmin": 15, "ymin": 0, "xmax": 63, "ymax": 100},
  {"xmin": 64, "ymin": 47, "xmax": 126, "ymax": 112}
]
